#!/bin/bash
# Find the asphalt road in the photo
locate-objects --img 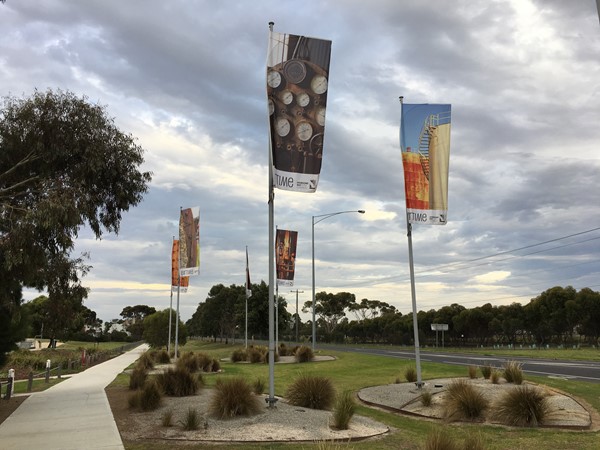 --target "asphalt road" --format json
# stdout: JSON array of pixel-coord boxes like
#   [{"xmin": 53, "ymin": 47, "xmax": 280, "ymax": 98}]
[{"xmin": 319, "ymin": 344, "xmax": 600, "ymax": 383}]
